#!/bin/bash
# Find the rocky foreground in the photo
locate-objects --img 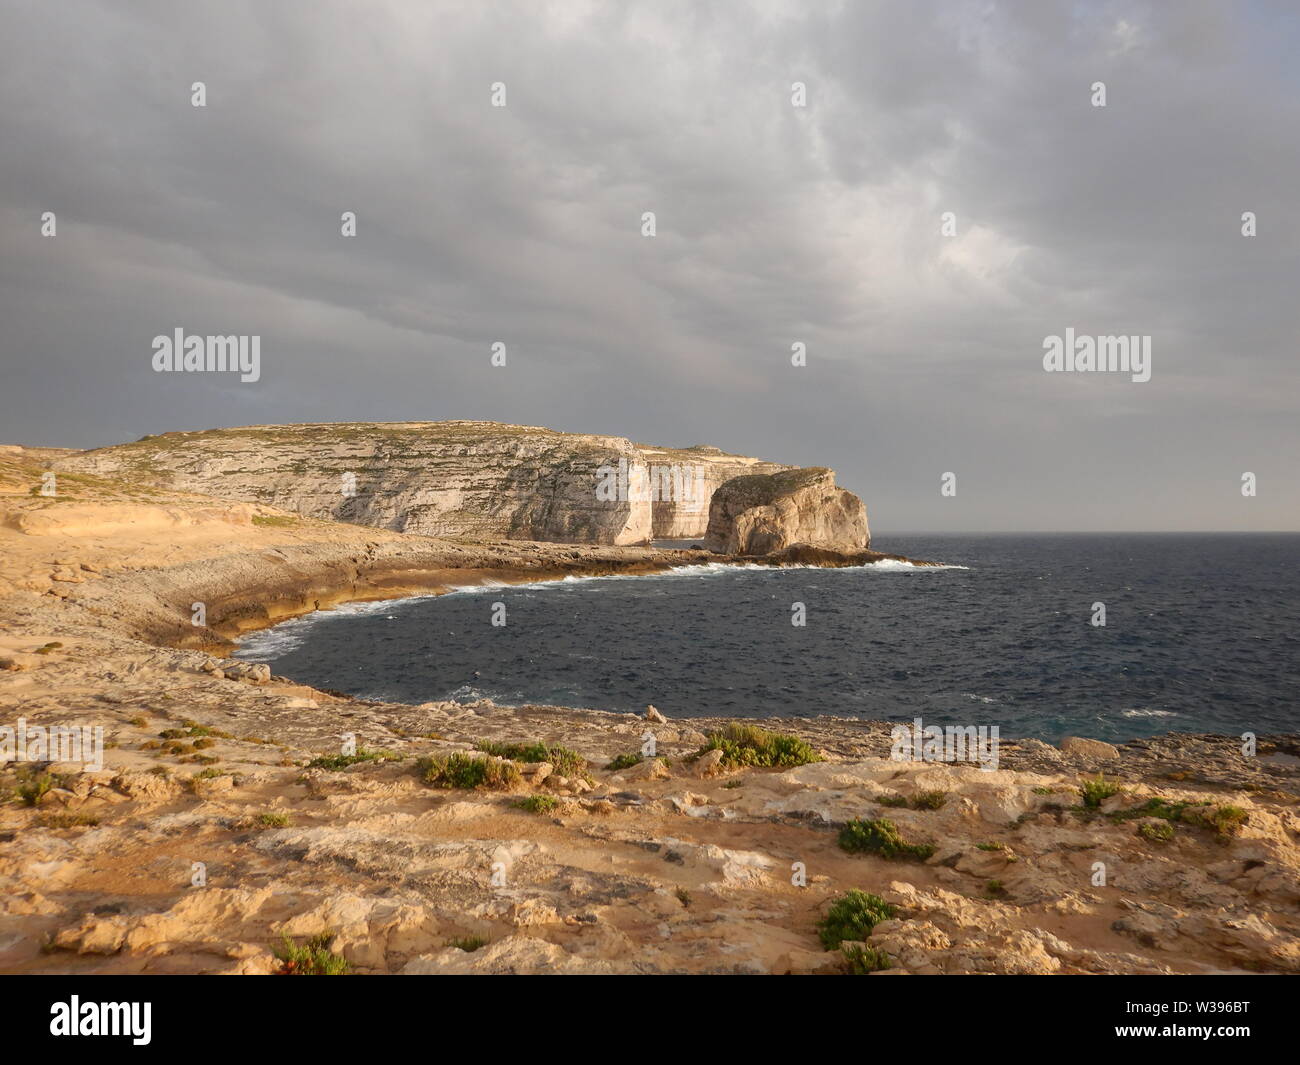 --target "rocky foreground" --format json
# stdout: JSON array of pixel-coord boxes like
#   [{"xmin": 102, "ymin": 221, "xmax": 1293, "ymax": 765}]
[{"xmin": 1, "ymin": 447, "xmax": 1298, "ymax": 975}]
